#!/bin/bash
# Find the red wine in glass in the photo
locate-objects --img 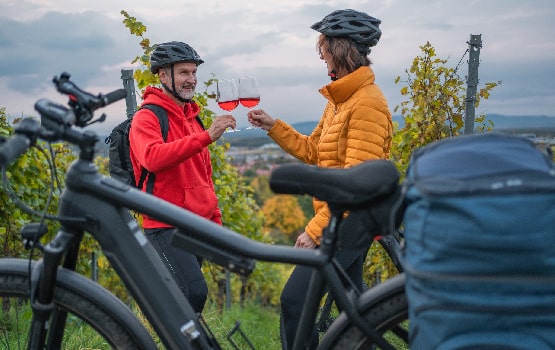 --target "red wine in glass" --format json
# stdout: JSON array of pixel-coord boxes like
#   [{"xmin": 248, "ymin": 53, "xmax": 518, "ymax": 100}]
[
  {"xmin": 239, "ymin": 76, "xmax": 261, "ymax": 129},
  {"xmin": 216, "ymin": 79, "xmax": 240, "ymax": 132},
  {"xmin": 239, "ymin": 97, "xmax": 260, "ymax": 108},
  {"xmin": 218, "ymin": 100, "xmax": 239, "ymax": 111}
]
